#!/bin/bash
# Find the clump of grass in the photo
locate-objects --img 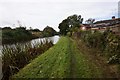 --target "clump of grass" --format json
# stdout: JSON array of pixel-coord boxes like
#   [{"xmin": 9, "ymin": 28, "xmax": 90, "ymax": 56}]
[{"xmin": 1, "ymin": 39, "xmax": 53, "ymax": 80}]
